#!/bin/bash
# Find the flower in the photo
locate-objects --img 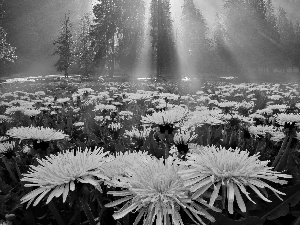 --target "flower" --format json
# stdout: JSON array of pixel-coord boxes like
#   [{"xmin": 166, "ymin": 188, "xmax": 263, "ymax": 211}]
[
  {"xmin": 22, "ymin": 109, "xmax": 41, "ymax": 117},
  {"xmin": 141, "ymin": 106, "xmax": 188, "ymax": 126},
  {"xmin": 124, "ymin": 127, "xmax": 152, "ymax": 140},
  {"xmin": 276, "ymin": 113, "xmax": 300, "ymax": 127},
  {"xmin": 178, "ymin": 145, "xmax": 292, "ymax": 214},
  {"xmin": 20, "ymin": 147, "xmax": 110, "ymax": 208},
  {"xmin": 108, "ymin": 122, "xmax": 122, "ymax": 132},
  {"xmin": 173, "ymin": 128, "xmax": 197, "ymax": 146},
  {"xmin": 6, "ymin": 126, "xmax": 69, "ymax": 142},
  {"xmin": 105, "ymin": 157, "xmax": 217, "ymax": 225},
  {"xmin": 94, "ymin": 104, "xmax": 117, "ymax": 112},
  {"xmin": 248, "ymin": 125, "xmax": 276, "ymax": 138},
  {"xmin": 141, "ymin": 106, "xmax": 188, "ymax": 134},
  {"xmin": 102, "ymin": 151, "xmax": 153, "ymax": 185}
]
